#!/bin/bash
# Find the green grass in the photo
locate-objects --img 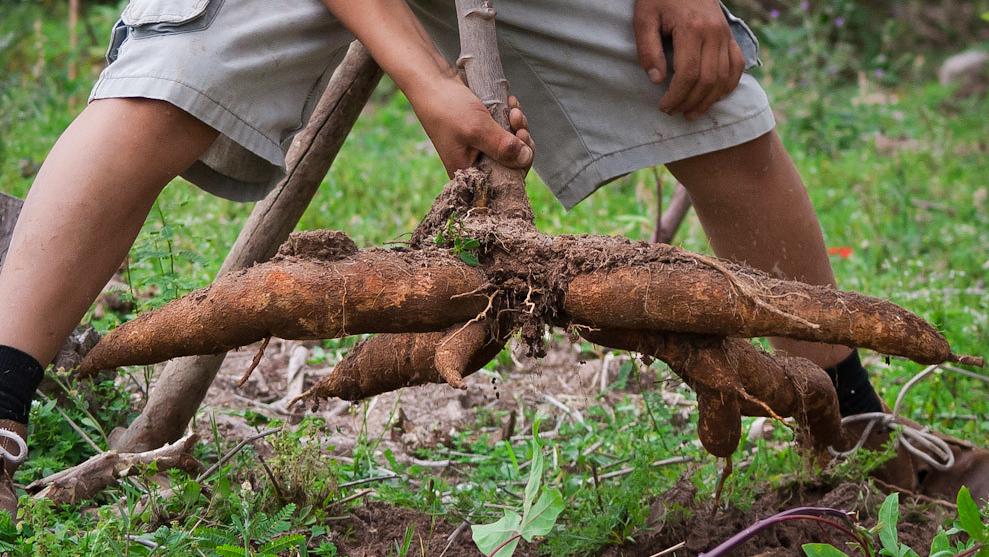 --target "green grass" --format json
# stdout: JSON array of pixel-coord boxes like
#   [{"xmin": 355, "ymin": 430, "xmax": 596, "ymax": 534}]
[{"xmin": 1, "ymin": 2, "xmax": 988, "ymax": 555}]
